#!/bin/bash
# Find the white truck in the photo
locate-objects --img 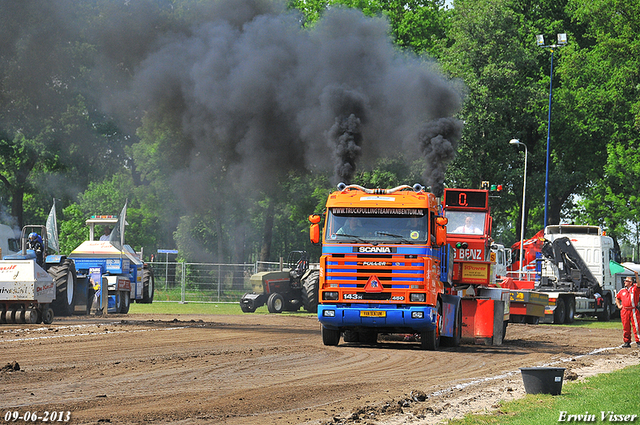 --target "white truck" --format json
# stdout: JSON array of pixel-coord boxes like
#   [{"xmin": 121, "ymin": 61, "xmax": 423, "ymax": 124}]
[
  {"xmin": 535, "ymin": 225, "xmax": 621, "ymax": 324},
  {"xmin": 0, "ymin": 223, "xmax": 20, "ymax": 258}
]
